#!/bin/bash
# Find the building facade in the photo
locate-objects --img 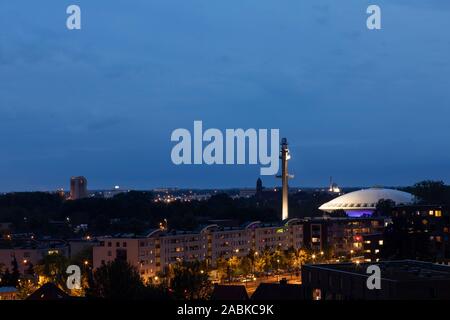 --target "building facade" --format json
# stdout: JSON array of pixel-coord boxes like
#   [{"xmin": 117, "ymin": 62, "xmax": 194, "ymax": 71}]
[
  {"xmin": 92, "ymin": 217, "xmax": 386, "ymax": 281},
  {"xmin": 93, "ymin": 219, "xmax": 305, "ymax": 280},
  {"xmin": 302, "ymin": 260, "xmax": 450, "ymax": 300},
  {"xmin": 0, "ymin": 239, "xmax": 69, "ymax": 274},
  {"xmin": 70, "ymin": 176, "xmax": 88, "ymax": 200},
  {"xmin": 302, "ymin": 217, "xmax": 386, "ymax": 258}
]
